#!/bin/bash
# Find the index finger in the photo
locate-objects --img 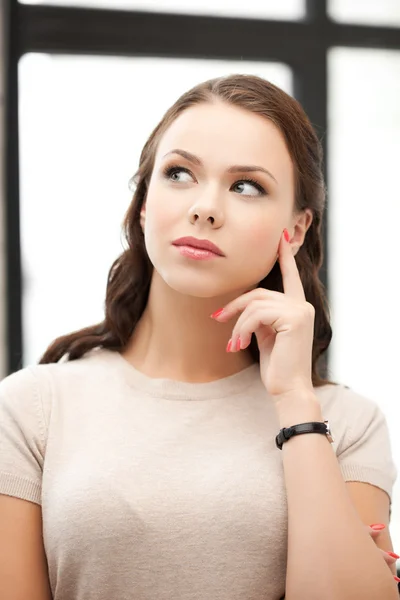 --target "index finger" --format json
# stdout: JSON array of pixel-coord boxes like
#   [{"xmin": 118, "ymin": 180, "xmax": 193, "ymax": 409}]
[{"xmin": 279, "ymin": 229, "xmax": 306, "ymax": 301}]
